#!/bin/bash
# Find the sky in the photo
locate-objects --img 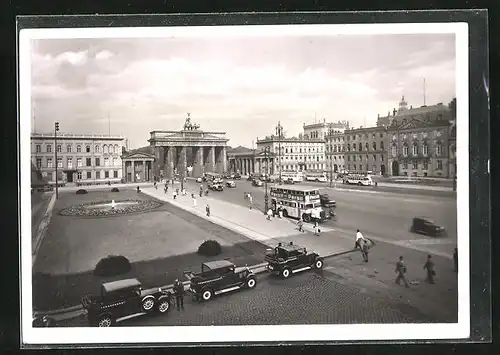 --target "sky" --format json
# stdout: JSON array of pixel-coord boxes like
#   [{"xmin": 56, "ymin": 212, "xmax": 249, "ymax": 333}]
[{"xmin": 28, "ymin": 31, "xmax": 456, "ymax": 149}]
